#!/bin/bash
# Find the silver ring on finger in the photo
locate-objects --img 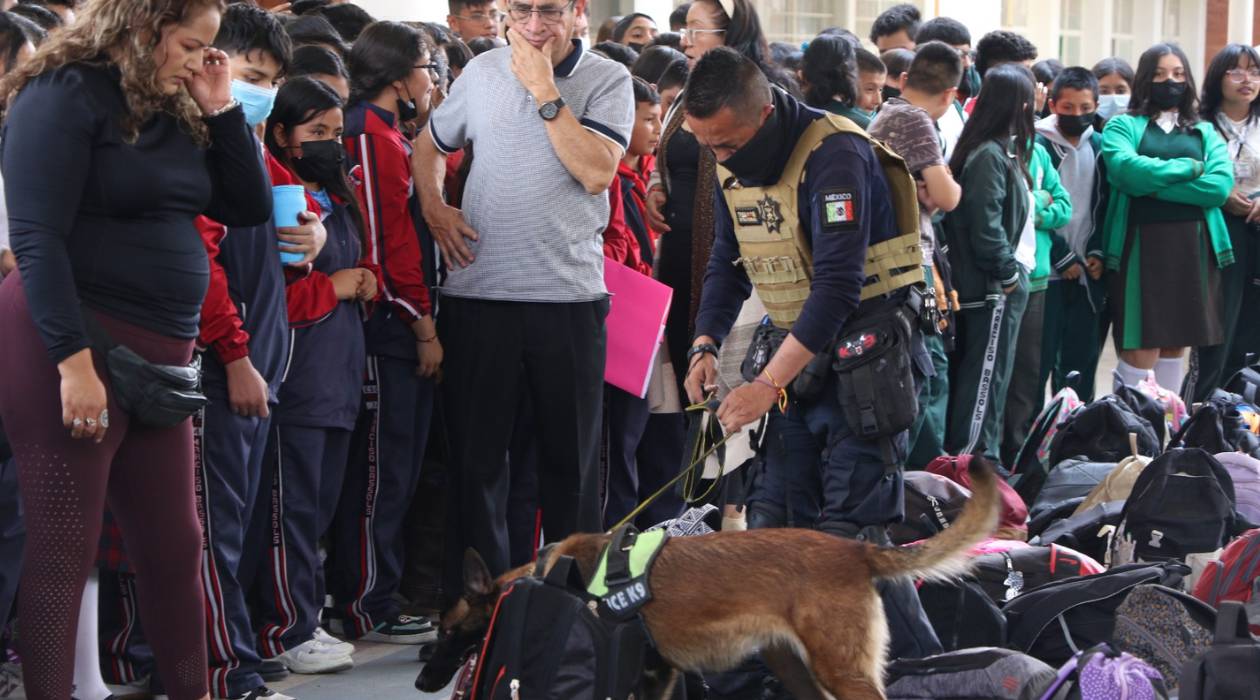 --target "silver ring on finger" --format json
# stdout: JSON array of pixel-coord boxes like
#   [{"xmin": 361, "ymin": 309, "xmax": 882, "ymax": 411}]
[
  {"xmin": 72, "ymin": 417, "xmax": 83, "ymax": 428},
  {"xmin": 85, "ymin": 417, "xmax": 96, "ymax": 427},
  {"xmin": 99, "ymin": 409, "xmax": 110, "ymax": 429}
]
